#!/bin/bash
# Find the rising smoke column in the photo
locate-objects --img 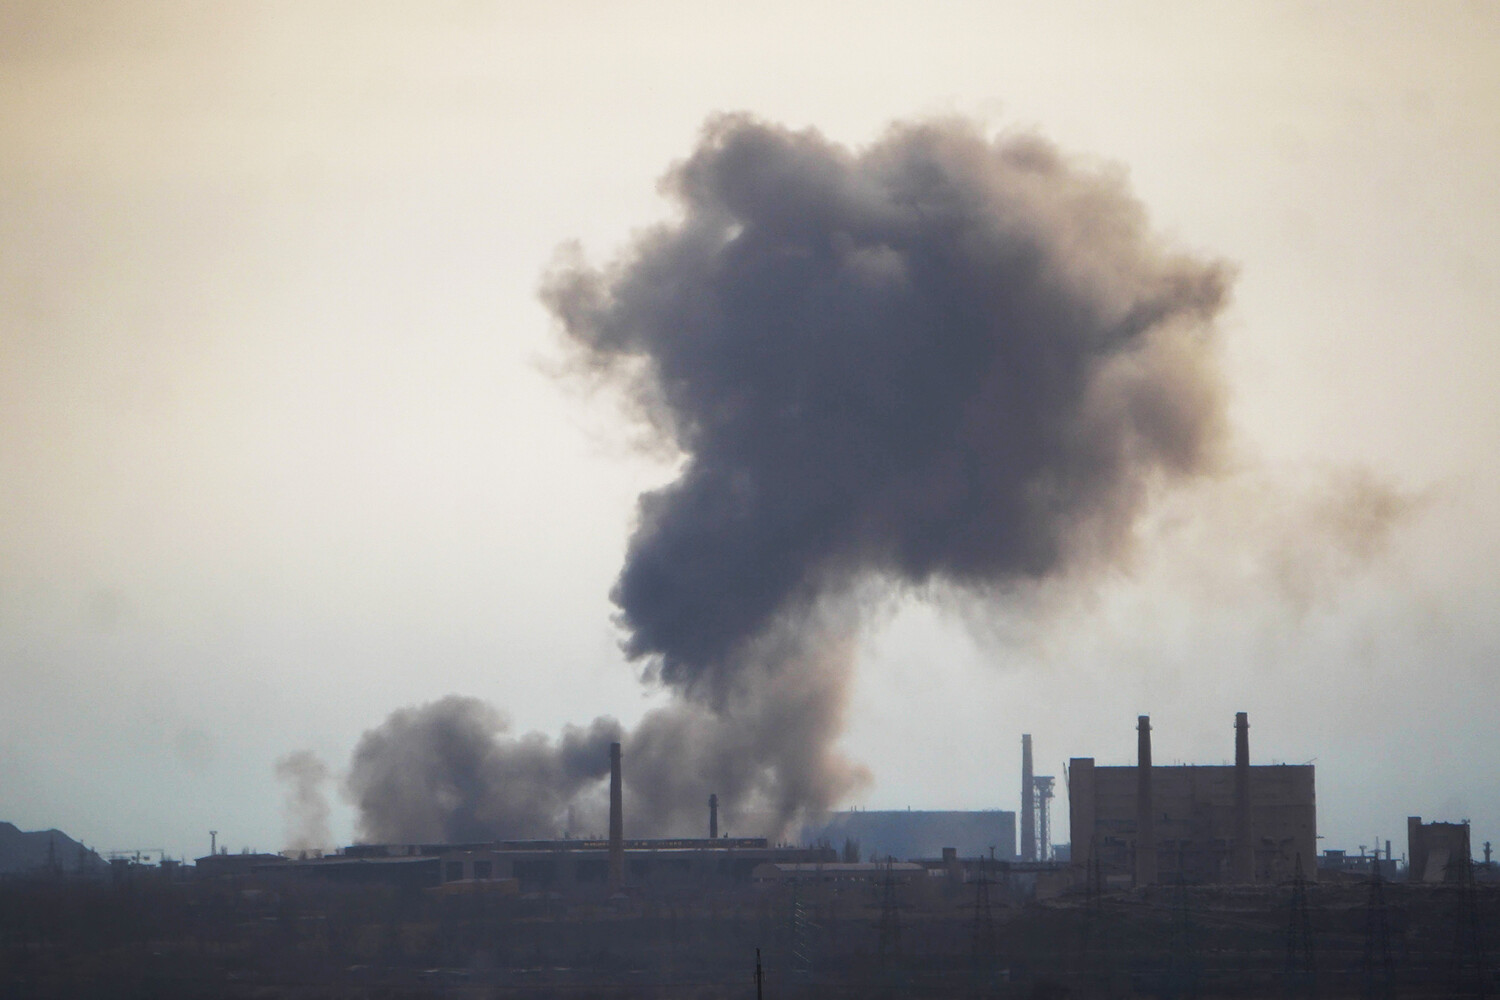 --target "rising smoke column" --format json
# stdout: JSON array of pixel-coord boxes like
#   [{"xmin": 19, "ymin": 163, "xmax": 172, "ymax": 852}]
[
  {"xmin": 546, "ymin": 116, "xmax": 1230, "ymax": 694},
  {"xmin": 540, "ymin": 113, "xmax": 1232, "ymax": 828},
  {"xmin": 275, "ymin": 750, "xmax": 332, "ymax": 852},
  {"xmin": 348, "ymin": 114, "xmax": 1235, "ymax": 843}
]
